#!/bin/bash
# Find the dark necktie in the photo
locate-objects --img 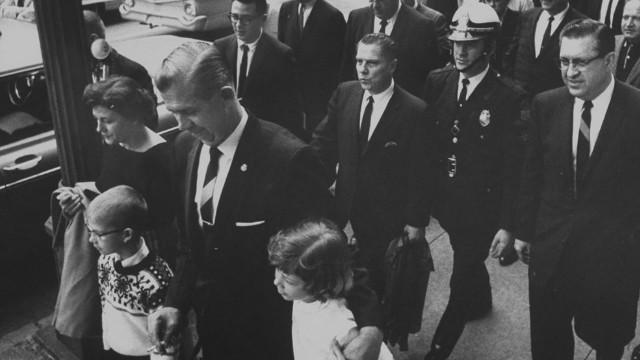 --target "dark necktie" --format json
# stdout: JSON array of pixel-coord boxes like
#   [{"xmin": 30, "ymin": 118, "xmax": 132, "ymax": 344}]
[
  {"xmin": 605, "ymin": 0, "xmax": 613, "ymax": 26},
  {"xmin": 238, "ymin": 44, "xmax": 249, "ymax": 97},
  {"xmin": 359, "ymin": 96, "xmax": 374, "ymax": 156},
  {"xmin": 299, "ymin": 3, "xmax": 305, "ymax": 32},
  {"xmin": 379, "ymin": 19, "xmax": 388, "ymax": 34},
  {"xmin": 576, "ymin": 100, "xmax": 592, "ymax": 195},
  {"xmin": 458, "ymin": 78, "xmax": 470, "ymax": 107},
  {"xmin": 200, "ymin": 147, "xmax": 222, "ymax": 224},
  {"xmin": 540, "ymin": 15, "xmax": 554, "ymax": 55}
]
